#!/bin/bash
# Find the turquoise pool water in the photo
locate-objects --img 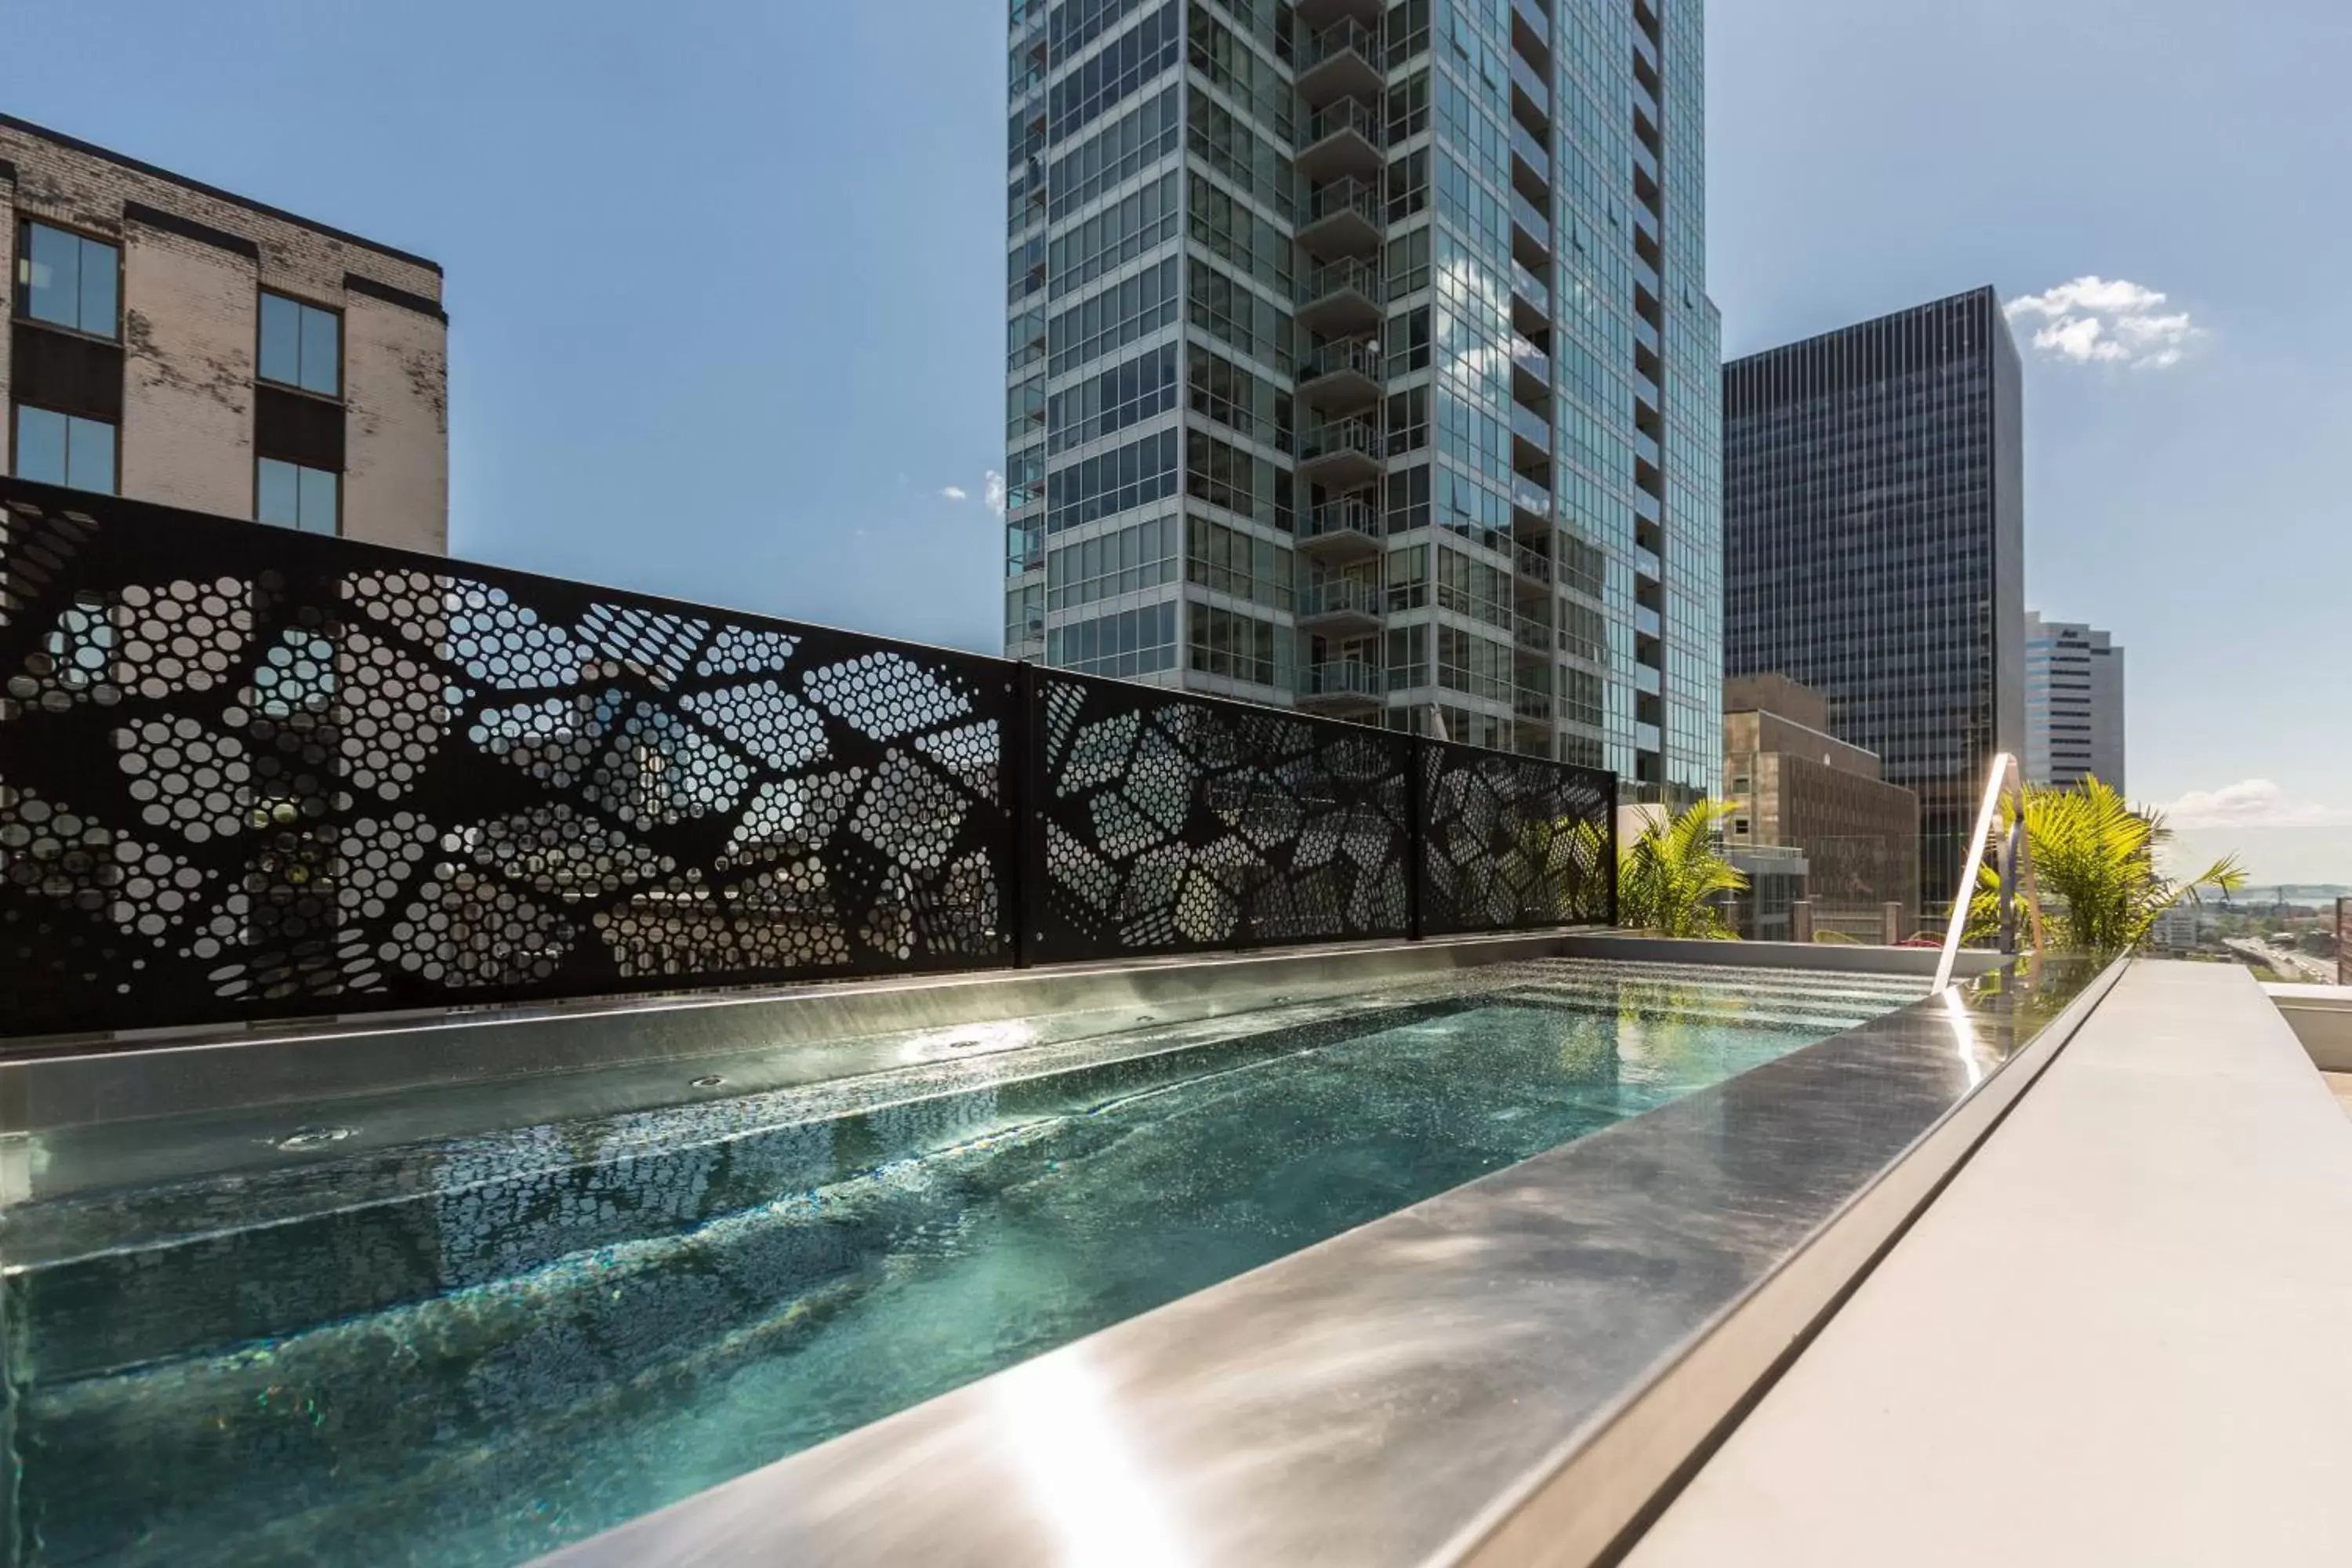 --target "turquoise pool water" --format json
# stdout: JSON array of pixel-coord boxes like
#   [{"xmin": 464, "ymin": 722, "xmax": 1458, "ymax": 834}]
[{"xmin": 2, "ymin": 960, "xmax": 1925, "ymax": 1566}]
